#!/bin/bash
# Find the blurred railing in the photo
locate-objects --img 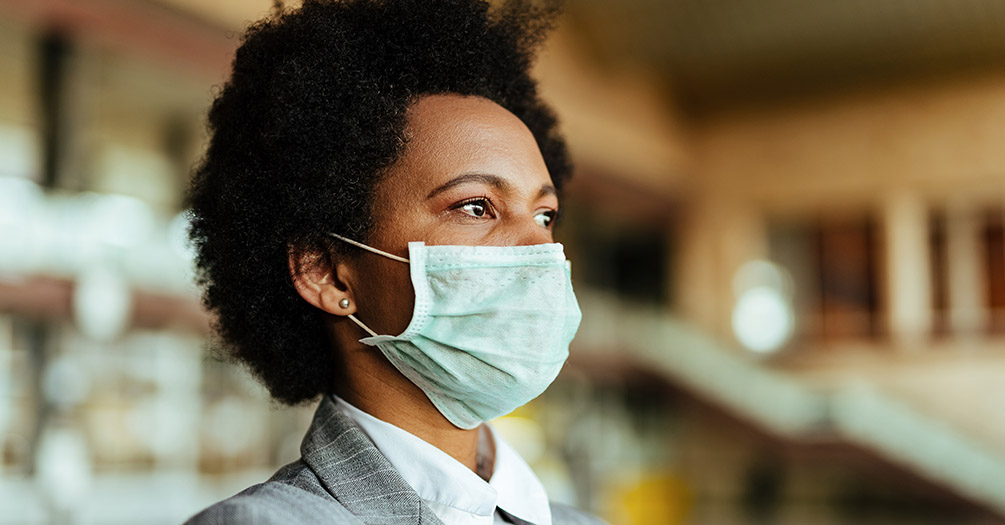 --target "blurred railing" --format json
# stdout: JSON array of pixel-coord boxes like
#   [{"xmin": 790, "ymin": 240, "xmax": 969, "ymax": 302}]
[{"xmin": 575, "ymin": 290, "xmax": 1005, "ymax": 517}]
